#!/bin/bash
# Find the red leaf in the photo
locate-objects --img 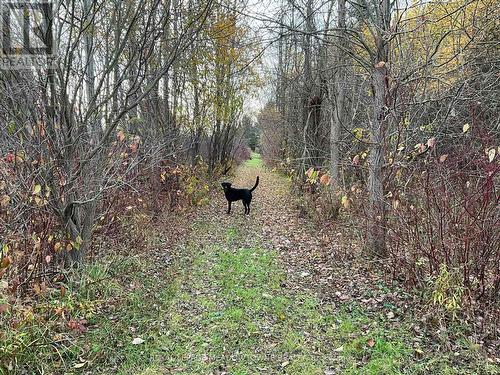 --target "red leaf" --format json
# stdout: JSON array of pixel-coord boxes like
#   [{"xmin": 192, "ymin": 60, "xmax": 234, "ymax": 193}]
[
  {"xmin": 67, "ymin": 319, "xmax": 88, "ymax": 333},
  {"xmin": 0, "ymin": 303, "xmax": 9, "ymax": 314}
]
